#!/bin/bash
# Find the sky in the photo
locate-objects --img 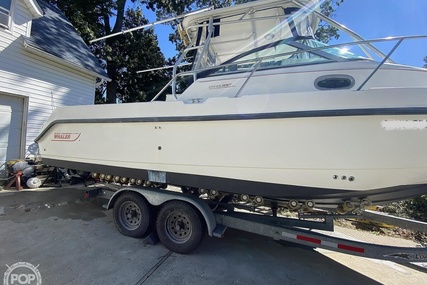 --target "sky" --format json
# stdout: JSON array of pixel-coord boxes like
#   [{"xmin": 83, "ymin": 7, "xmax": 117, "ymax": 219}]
[
  {"xmin": 142, "ymin": 0, "xmax": 427, "ymax": 68},
  {"xmin": 333, "ymin": 0, "xmax": 427, "ymax": 67}
]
